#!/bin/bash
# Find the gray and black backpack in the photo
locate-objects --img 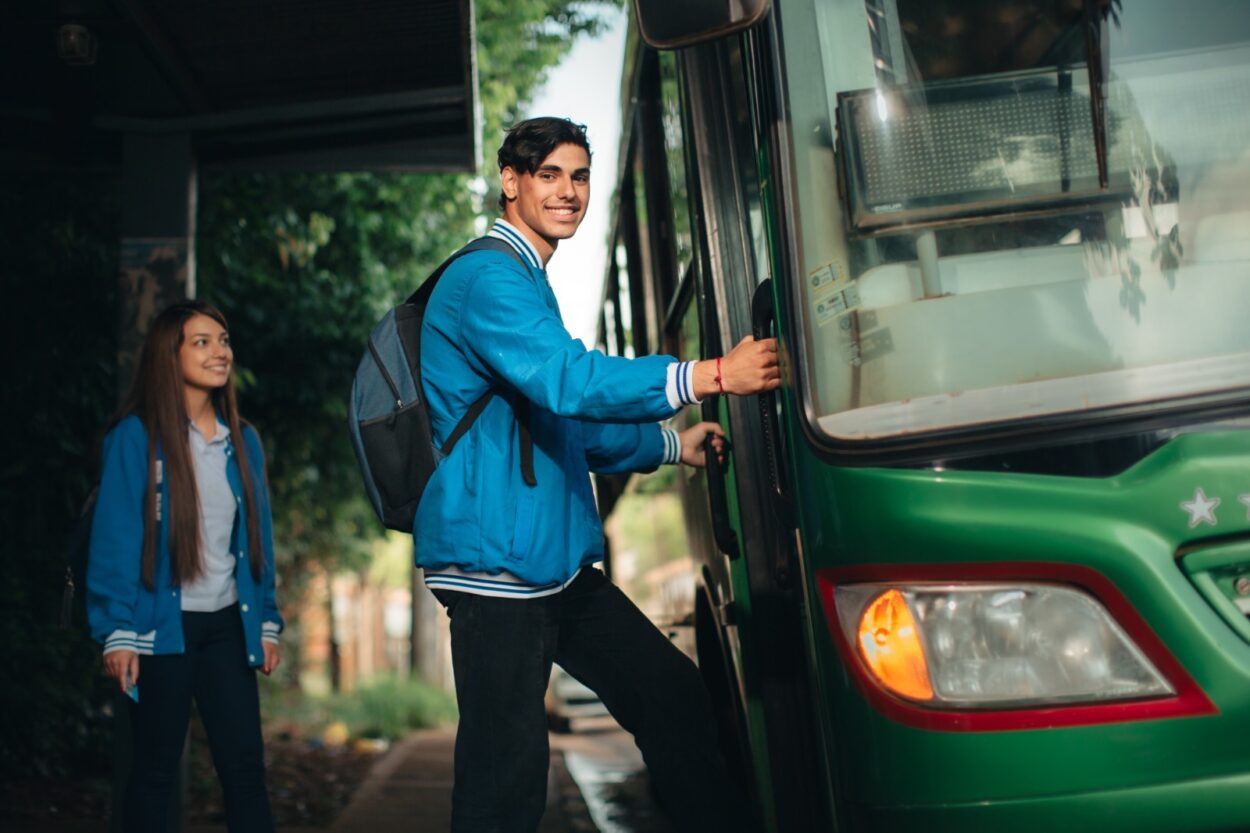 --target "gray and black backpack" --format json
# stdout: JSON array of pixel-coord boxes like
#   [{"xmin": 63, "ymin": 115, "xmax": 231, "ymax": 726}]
[{"xmin": 348, "ymin": 237, "xmax": 531, "ymax": 531}]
